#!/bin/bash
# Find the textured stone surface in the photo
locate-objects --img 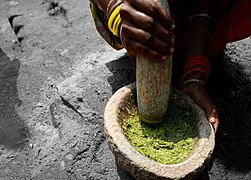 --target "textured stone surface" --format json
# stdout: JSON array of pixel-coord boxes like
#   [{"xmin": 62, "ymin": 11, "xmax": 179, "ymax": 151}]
[
  {"xmin": 136, "ymin": 0, "xmax": 172, "ymax": 124},
  {"xmin": 0, "ymin": 0, "xmax": 250, "ymax": 179},
  {"xmin": 104, "ymin": 83, "xmax": 215, "ymax": 179}
]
